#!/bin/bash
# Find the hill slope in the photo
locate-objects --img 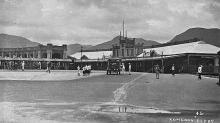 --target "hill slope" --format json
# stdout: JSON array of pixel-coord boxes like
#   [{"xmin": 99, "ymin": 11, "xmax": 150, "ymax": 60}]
[
  {"xmin": 0, "ymin": 33, "xmax": 40, "ymax": 48},
  {"xmin": 170, "ymin": 28, "xmax": 220, "ymax": 47},
  {"xmin": 67, "ymin": 44, "xmax": 92, "ymax": 56},
  {"xmin": 87, "ymin": 36, "xmax": 160, "ymax": 50}
]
